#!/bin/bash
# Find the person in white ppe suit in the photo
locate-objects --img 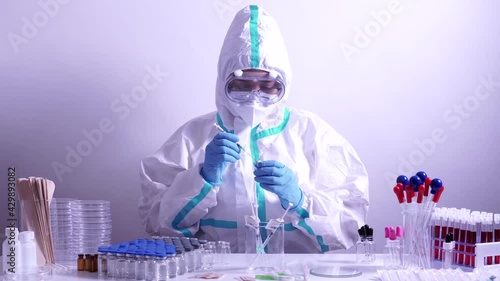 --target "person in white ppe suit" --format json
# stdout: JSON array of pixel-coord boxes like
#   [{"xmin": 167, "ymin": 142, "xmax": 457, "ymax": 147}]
[{"xmin": 139, "ymin": 5, "xmax": 369, "ymax": 253}]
